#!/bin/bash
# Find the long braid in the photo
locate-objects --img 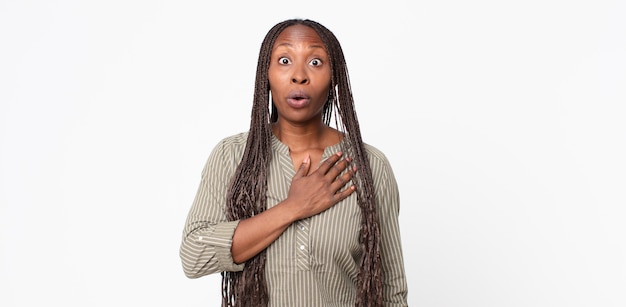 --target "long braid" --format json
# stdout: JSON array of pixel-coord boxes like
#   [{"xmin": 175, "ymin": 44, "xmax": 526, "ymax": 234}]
[
  {"xmin": 222, "ymin": 21, "xmax": 292, "ymax": 307},
  {"xmin": 314, "ymin": 22, "xmax": 383, "ymax": 306},
  {"xmin": 223, "ymin": 19, "xmax": 383, "ymax": 306}
]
